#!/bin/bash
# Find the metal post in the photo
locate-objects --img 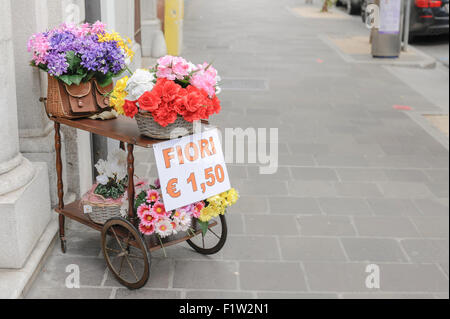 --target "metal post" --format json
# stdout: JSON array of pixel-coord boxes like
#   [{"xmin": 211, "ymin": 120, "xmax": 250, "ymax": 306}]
[
  {"xmin": 85, "ymin": 0, "xmax": 109, "ymax": 181},
  {"xmin": 403, "ymin": 0, "xmax": 411, "ymax": 51}
]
